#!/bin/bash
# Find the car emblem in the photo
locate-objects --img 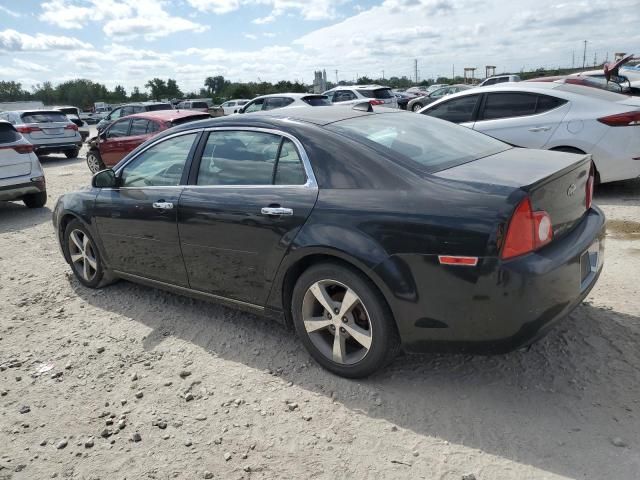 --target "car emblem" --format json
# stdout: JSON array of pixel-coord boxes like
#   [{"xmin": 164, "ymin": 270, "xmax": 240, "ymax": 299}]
[{"xmin": 567, "ymin": 184, "xmax": 577, "ymax": 197}]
